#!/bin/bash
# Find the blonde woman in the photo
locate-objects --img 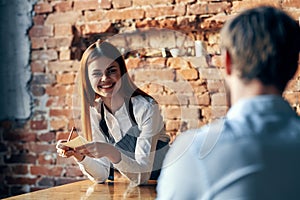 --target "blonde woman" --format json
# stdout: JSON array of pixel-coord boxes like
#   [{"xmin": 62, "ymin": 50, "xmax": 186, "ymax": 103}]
[{"xmin": 56, "ymin": 40, "xmax": 170, "ymax": 186}]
